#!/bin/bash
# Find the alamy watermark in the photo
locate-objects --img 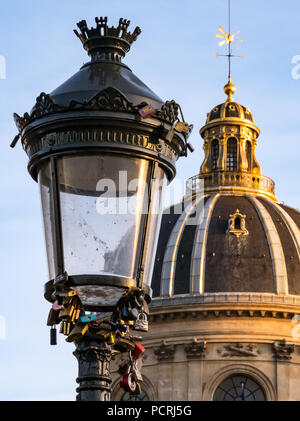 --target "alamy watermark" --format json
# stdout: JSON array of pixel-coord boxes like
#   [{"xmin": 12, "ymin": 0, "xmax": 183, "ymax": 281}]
[
  {"xmin": 0, "ymin": 315, "xmax": 6, "ymax": 339},
  {"xmin": 291, "ymin": 55, "xmax": 300, "ymax": 80},
  {"xmin": 95, "ymin": 172, "xmax": 204, "ymax": 226},
  {"xmin": 0, "ymin": 56, "xmax": 6, "ymax": 79}
]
